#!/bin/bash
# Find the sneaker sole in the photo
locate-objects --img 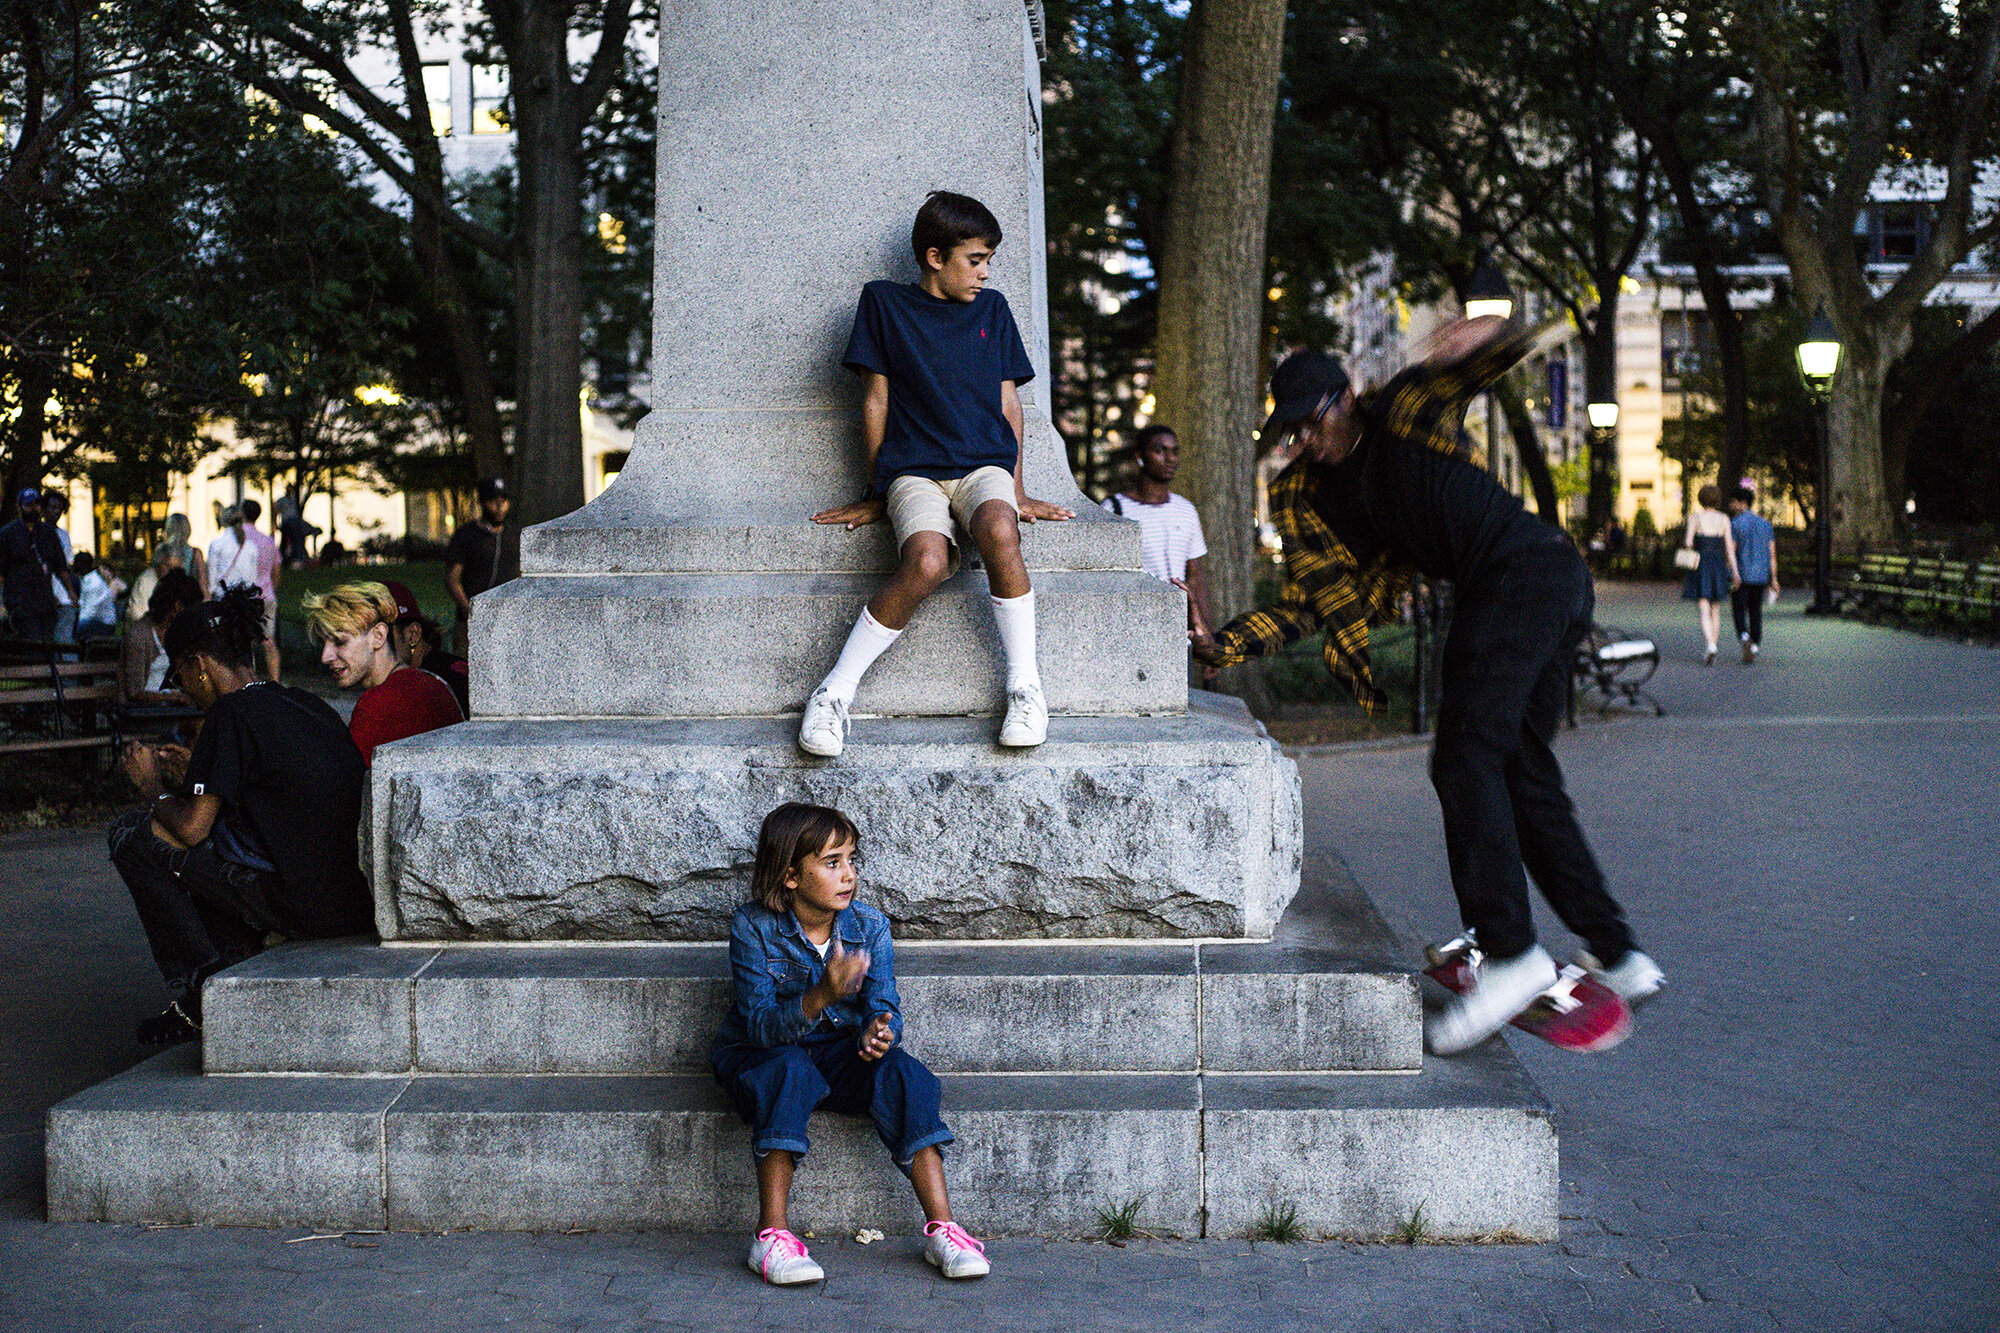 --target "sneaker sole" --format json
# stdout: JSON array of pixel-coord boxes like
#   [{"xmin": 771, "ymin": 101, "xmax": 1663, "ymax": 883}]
[
  {"xmin": 925, "ymin": 1253, "xmax": 990, "ymax": 1279},
  {"xmin": 797, "ymin": 737, "xmax": 844, "ymax": 757}
]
